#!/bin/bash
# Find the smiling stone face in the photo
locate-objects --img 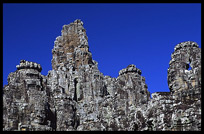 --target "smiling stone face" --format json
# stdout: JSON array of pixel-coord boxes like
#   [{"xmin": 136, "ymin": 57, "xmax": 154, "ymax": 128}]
[
  {"xmin": 167, "ymin": 41, "xmax": 201, "ymax": 103},
  {"xmin": 51, "ymin": 19, "xmax": 93, "ymax": 71},
  {"xmin": 35, "ymin": 107, "xmax": 46, "ymax": 124}
]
